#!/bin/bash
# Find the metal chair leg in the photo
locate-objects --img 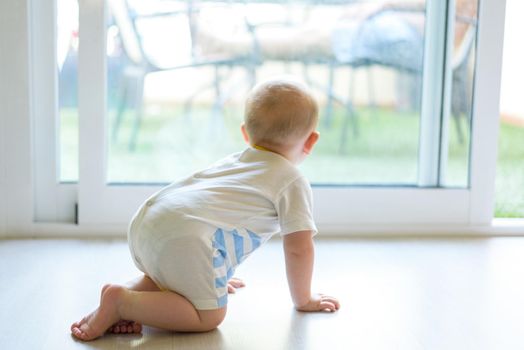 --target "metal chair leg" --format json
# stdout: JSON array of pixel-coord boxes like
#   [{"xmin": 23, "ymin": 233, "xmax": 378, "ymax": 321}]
[
  {"xmin": 112, "ymin": 75, "xmax": 129, "ymax": 143},
  {"xmin": 323, "ymin": 62, "xmax": 335, "ymax": 128},
  {"xmin": 128, "ymin": 72, "xmax": 145, "ymax": 152}
]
